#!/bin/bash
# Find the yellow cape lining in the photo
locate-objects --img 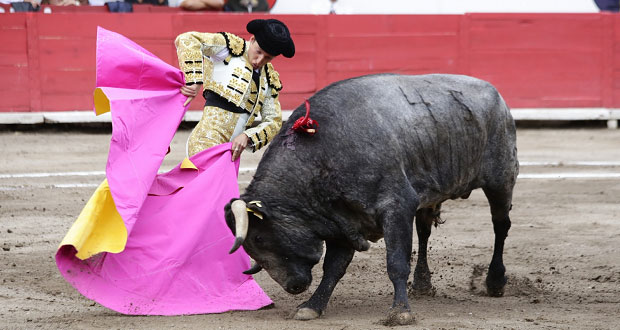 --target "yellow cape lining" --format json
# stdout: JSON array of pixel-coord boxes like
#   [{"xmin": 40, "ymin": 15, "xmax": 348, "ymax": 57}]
[
  {"xmin": 58, "ymin": 179, "xmax": 127, "ymax": 260},
  {"xmin": 57, "ymin": 88, "xmax": 127, "ymax": 260}
]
